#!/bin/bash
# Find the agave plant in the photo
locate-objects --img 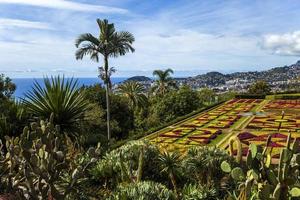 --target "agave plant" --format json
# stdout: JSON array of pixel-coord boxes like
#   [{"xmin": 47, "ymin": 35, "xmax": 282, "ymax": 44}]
[
  {"xmin": 23, "ymin": 76, "xmax": 90, "ymax": 133},
  {"xmin": 107, "ymin": 181, "xmax": 175, "ymax": 200},
  {"xmin": 158, "ymin": 150, "xmax": 181, "ymax": 196},
  {"xmin": 183, "ymin": 146, "xmax": 235, "ymax": 188},
  {"xmin": 182, "ymin": 184, "xmax": 217, "ymax": 200}
]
